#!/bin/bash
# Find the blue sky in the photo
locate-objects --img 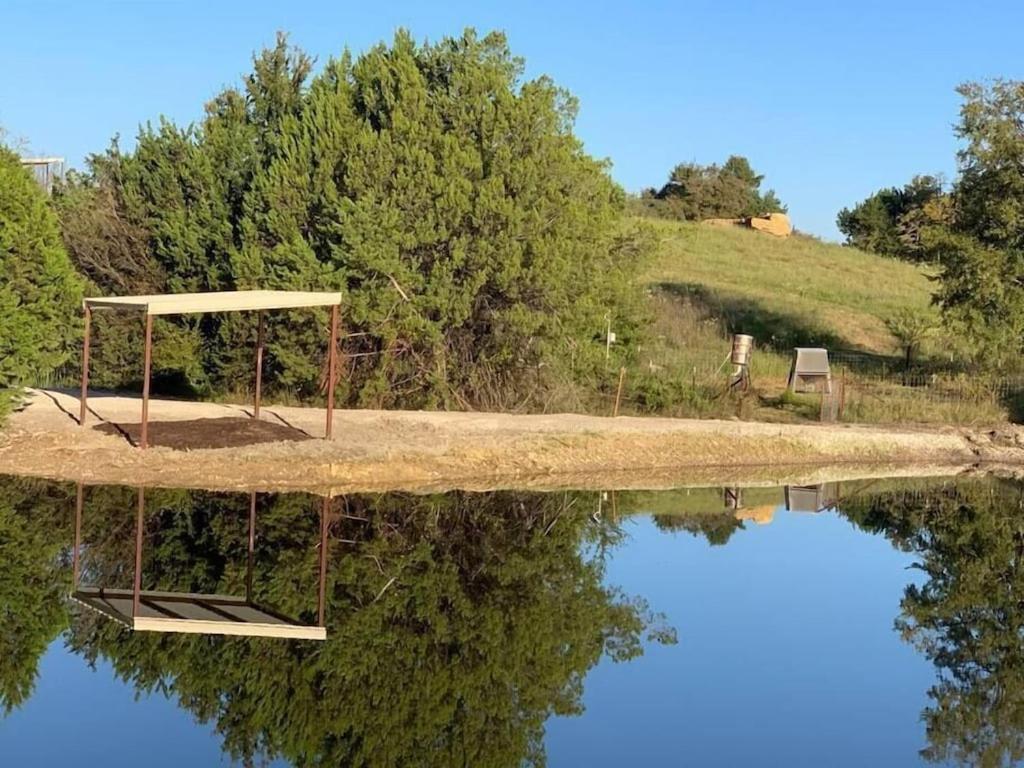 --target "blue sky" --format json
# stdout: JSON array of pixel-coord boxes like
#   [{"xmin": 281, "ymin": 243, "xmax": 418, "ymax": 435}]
[{"xmin": 3, "ymin": 0, "xmax": 1023, "ymax": 239}]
